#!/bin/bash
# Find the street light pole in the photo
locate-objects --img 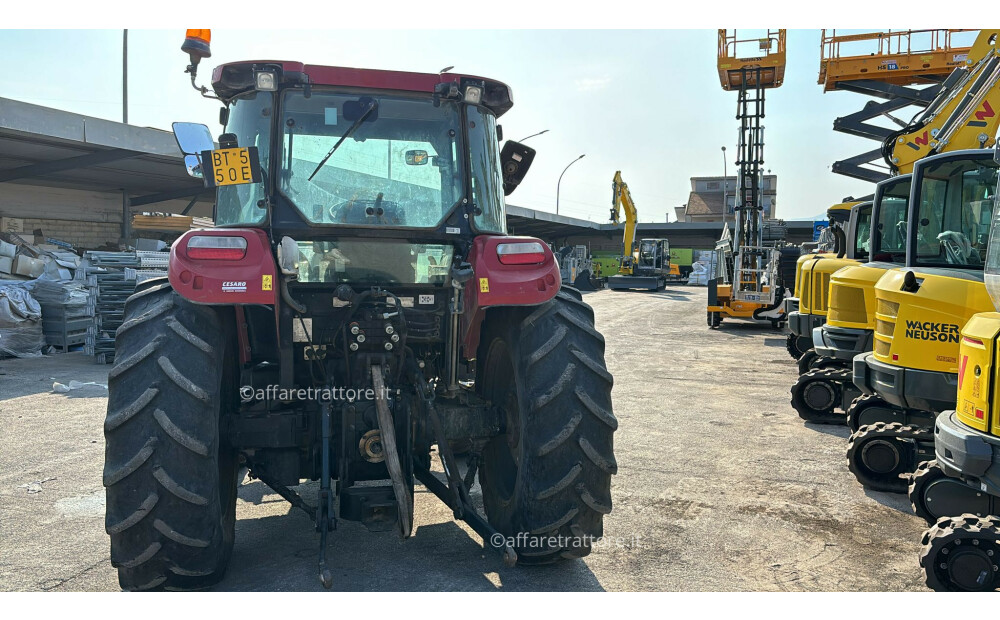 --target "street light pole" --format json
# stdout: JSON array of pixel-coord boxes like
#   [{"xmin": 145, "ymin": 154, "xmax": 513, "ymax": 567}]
[
  {"xmin": 519, "ymin": 129, "xmax": 550, "ymax": 142},
  {"xmin": 123, "ymin": 29, "xmax": 128, "ymax": 124},
  {"xmin": 556, "ymin": 154, "xmax": 586, "ymax": 215}
]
